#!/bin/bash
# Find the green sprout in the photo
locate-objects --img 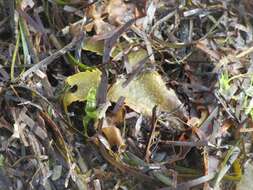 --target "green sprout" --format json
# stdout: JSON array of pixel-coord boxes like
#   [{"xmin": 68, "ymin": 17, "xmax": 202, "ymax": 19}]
[
  {"xmin": 219, "ymin": 71, "xmax": 230, "ymax": 92},
  {"xmin": 83, "ymin": 87, "xmax": 97, "ymax": 137}
]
